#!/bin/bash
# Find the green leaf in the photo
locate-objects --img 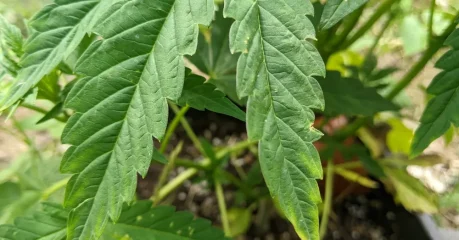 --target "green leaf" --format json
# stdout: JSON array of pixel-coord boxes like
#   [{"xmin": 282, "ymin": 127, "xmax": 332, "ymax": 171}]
[
  {"xmin": 319, "ymin": 0, "xmax": 368, "ymax": 30},
  {"xmin": 178, "ymin": 74, "xmax": 245, "ymax": 121},
  {"xmin": 227, "ymin": 208, "xmax": 251, "ymax": 237},
  {"xmin": 0, "ymin": 15, "xmax": 24, "ymax": 58},
  {"xmin": 411, "ymin": 28, "xmax": 459, "ymax": 157},
  {"xmin": 102, "ymin": 201, "xmax": 228, "ymax": 240},
  {"xmin": 0, "ymin": 202, "xmax": 68, "ymax": 240},
  {"xmin": 319, "ymin": 71, "xmax": 398, "ymax": 116},
  {"xmin": 0, "ymin": 0, "xmax": 123, "ymax": 111},
  {"xmin": 0, "ymin": 15, "xmax": 24, "ymax": 78},
  {"xmin": 224, "ymin": 1, "xmax": 325, "ymax": 239},
  {"xmin": 152, "ymin": 151, "xmax": 168, "ymax": 165},
  {"xmin": 188, "ymin": 7, "xmax": 243, "ymax": 105},
  {"xmin": 60, "ymin": 1, "xmax": 213, "ymax": 239}
]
